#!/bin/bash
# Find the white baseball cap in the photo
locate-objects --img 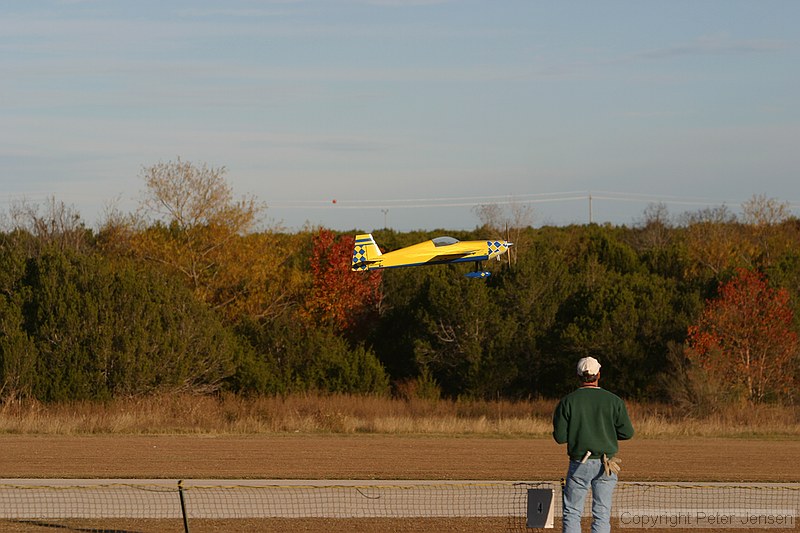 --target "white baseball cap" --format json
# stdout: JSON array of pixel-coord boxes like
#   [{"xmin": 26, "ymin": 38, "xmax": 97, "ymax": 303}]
[{"xmin": 577, "ymin": 357, "xmax": 601, "ymax": 376}]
